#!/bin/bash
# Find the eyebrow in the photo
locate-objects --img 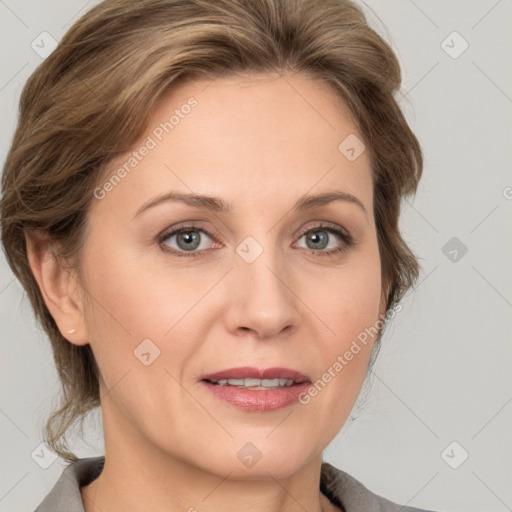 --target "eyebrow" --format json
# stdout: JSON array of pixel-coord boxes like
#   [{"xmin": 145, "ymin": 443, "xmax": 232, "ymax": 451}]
[{"xmin": 133, "ymin": 190, "xmax": 367, "ymax": 218}]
